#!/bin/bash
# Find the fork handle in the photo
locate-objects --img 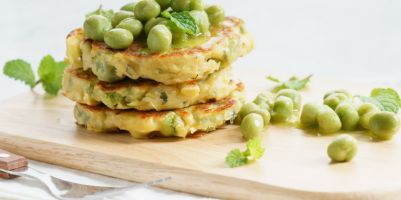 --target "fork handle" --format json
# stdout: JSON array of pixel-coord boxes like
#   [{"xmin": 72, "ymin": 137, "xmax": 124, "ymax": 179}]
[{"xmin": 0, "ymin": 149, "xmax": 29, "ymax": 179}]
